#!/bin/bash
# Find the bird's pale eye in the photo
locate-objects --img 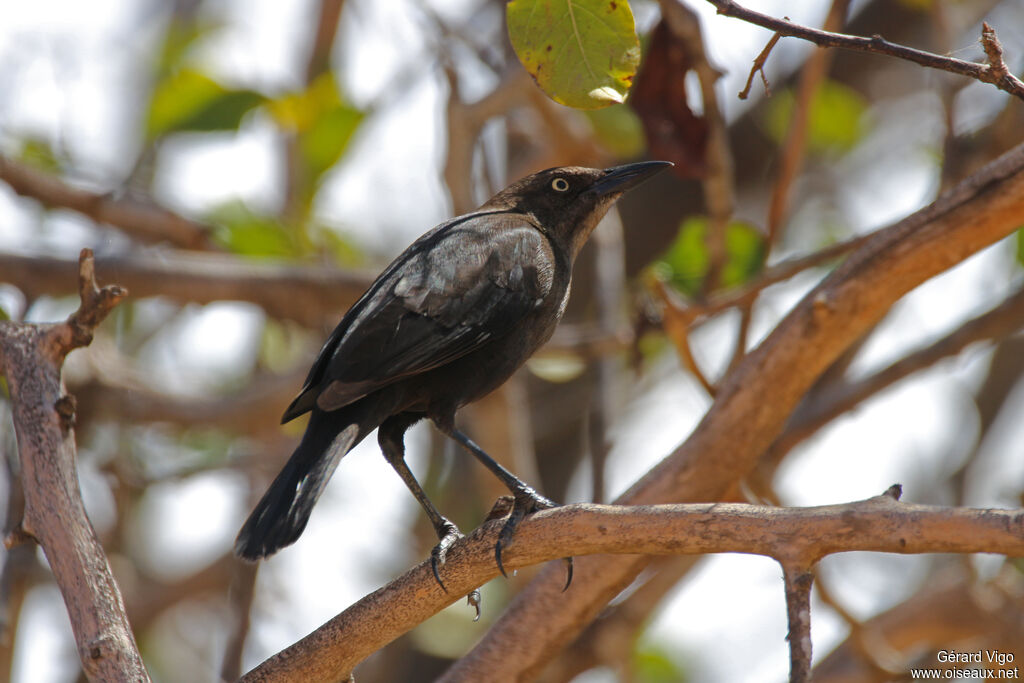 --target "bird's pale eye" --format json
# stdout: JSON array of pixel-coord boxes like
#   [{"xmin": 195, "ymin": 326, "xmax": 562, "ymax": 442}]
[{"xmin": 551, "ymin": 177, "xmax": 569, "ymax": 192}]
